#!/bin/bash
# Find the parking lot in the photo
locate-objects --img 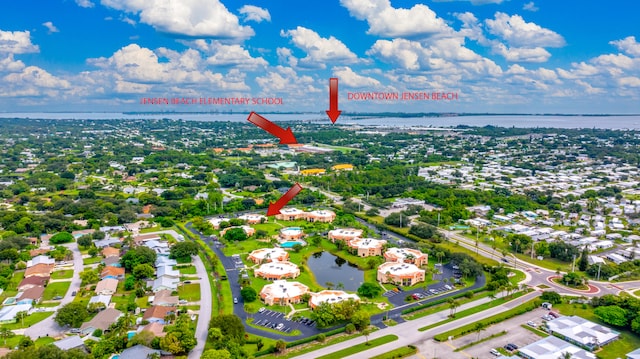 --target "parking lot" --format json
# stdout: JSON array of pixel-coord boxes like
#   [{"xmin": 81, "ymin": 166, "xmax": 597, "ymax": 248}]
[
  {"xmin": 250, "ymin": 307, "xmax": 317, "ymax": 335},
  {"xmin": 414, "ymin": 307, "xmax": 549, "ymax": 359}
]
